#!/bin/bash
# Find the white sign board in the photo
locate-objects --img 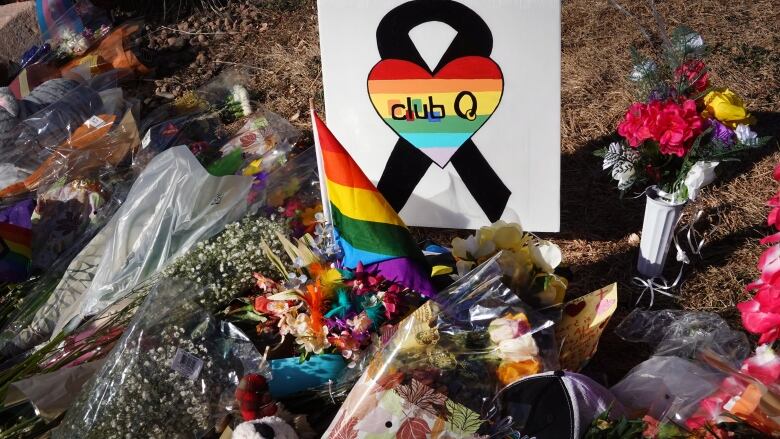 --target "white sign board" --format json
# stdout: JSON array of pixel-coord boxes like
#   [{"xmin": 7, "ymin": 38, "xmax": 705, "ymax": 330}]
[{"xmin": 318, "ymin": 0, "xmax": 560, "ymax": 231}]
